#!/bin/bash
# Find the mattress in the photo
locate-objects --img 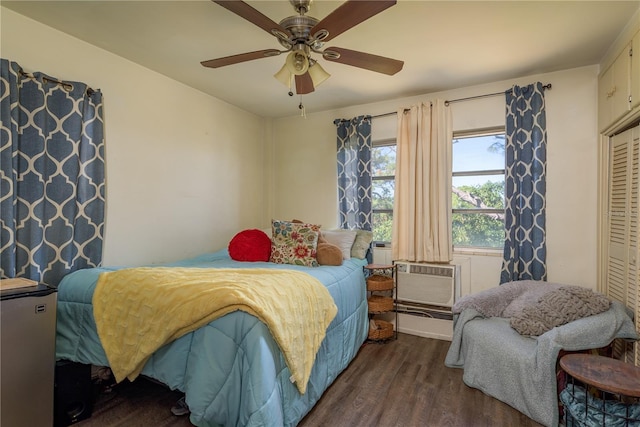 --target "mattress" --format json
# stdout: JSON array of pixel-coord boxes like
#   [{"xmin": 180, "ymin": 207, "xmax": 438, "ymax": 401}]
[{"xmin": 55, "ymin": 249, "xmax": 369, "ymax": 427}]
